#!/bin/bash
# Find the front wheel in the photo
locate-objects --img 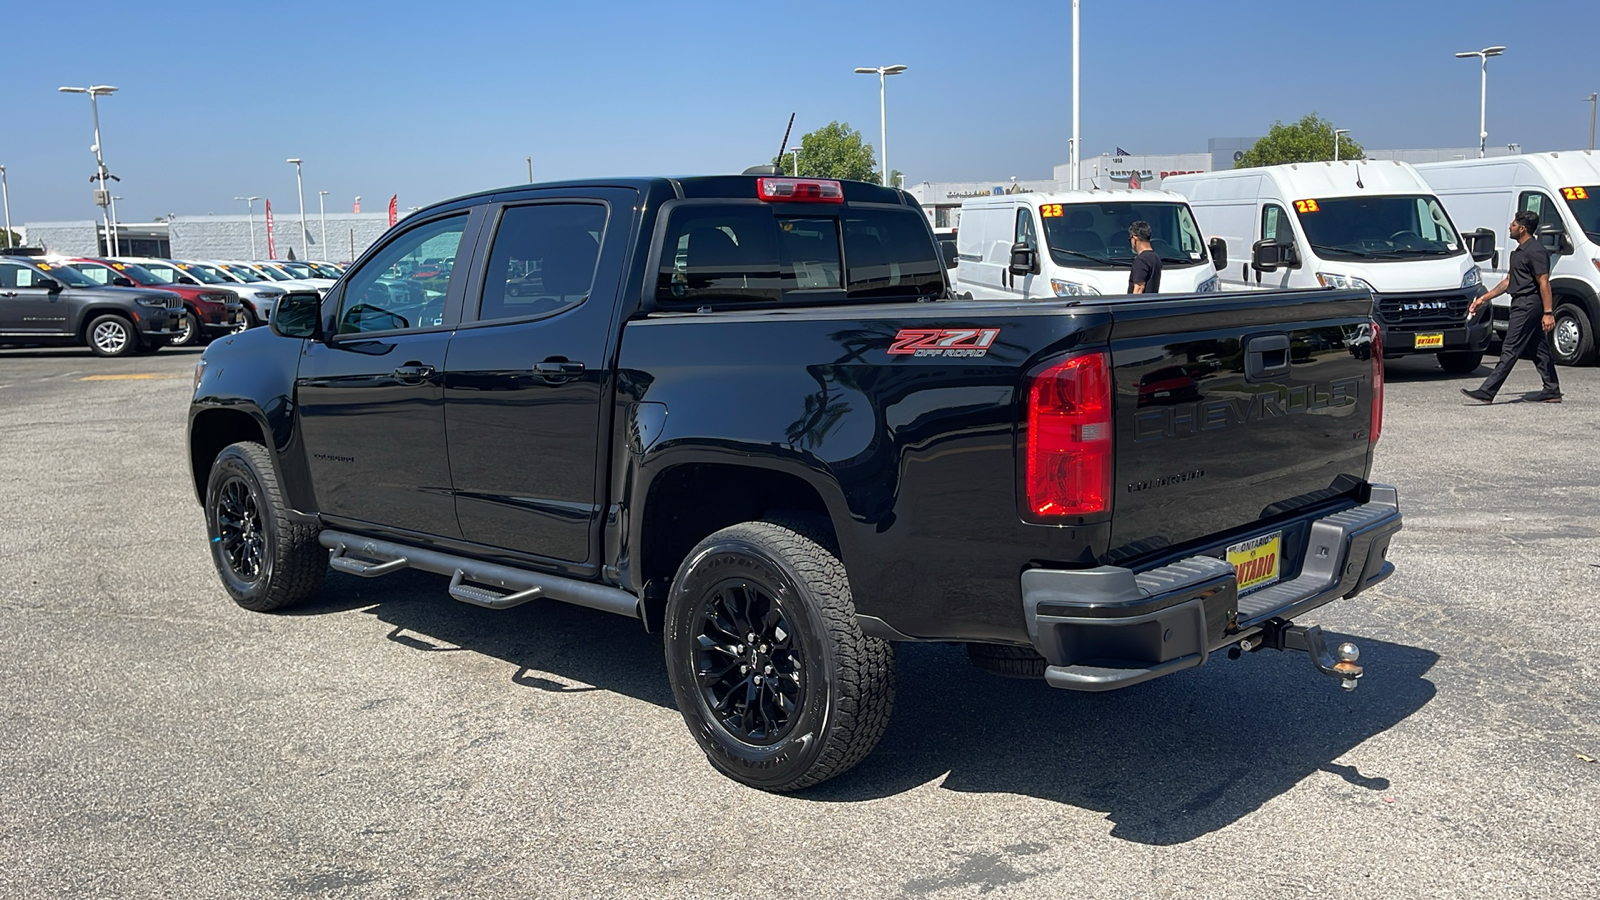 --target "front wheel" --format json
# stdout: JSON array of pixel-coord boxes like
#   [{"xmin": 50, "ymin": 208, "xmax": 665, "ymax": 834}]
[
  {"xmin": 86, "ymin": 314, "xmax": 137, "ymax": 357},
  {"xmin": 1551, "ymin": 303, "xmax": 1597, "ymax": 367},
  {"xmin": 170, "ymin": 309, "xmax": 204, "ymax": 347},
  {"xmin": 1437, "ymin": 350, "xmax": 1485, "ymax": 374},
  {"xmin": 664, "ymin": 518, "xmax": 895, "ymax": 791},
  {"xmin": 205, "ymin": 442, "xmax": 326, "ymax": 611}
]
